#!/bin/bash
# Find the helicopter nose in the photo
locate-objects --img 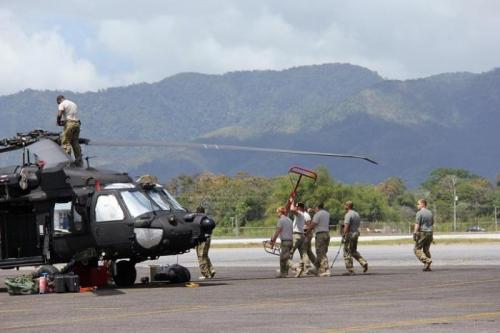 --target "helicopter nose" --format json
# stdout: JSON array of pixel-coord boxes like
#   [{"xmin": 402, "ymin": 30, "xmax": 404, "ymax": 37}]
[{"xmin": 200, "ymin": 216, "xmax": 216, "ymax": 235}]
